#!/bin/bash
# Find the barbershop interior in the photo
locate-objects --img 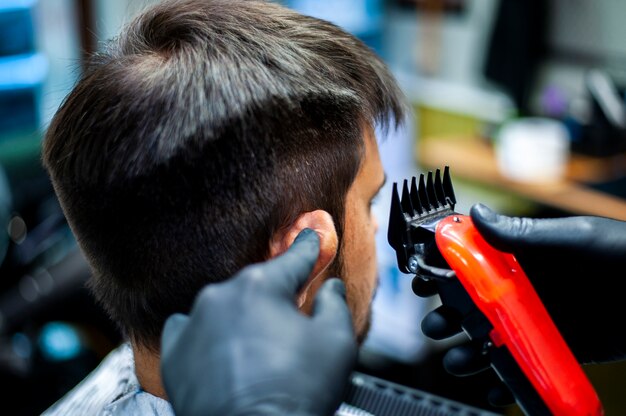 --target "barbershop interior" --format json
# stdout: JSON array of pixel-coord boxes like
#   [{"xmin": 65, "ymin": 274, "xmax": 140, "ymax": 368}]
[{"xmin": 2, "ymin": 0, "xmax": 626, "ymax": 415}]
